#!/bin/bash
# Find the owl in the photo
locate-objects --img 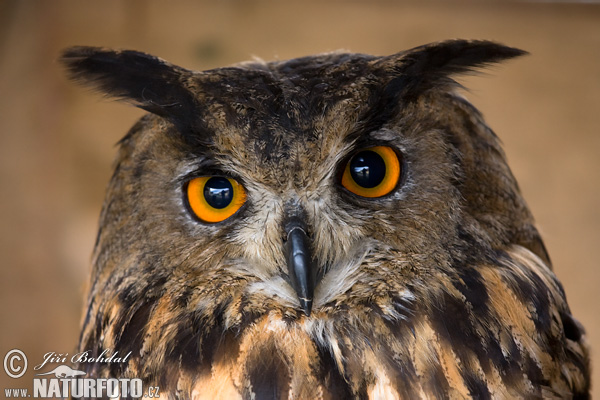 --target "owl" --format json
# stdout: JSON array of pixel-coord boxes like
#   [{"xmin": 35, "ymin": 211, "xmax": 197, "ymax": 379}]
[{"xmin": 61, "ymin": 40, "xmax": 590, "ymax": 399}]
